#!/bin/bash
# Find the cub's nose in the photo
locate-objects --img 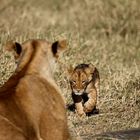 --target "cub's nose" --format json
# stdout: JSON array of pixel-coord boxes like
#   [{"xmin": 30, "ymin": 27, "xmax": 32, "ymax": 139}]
[{"xmin": 77, "ymin": 89, "xmax": 80, "ymax": 92}]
